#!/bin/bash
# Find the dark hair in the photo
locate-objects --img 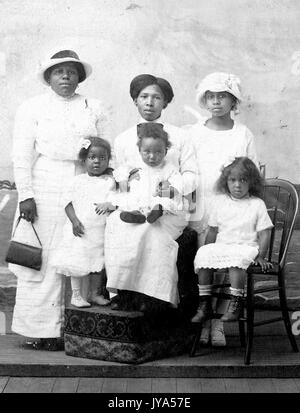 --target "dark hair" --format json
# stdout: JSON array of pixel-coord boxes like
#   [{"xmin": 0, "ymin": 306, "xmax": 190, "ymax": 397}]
[
  {"xmin": 78, "ymin": 137, "xmax": 112, "ymax": 161},
  {"xmin": 44, "ymin": 62, "xmax": 86, "ymax": 84},
  {"xmin": 136, "ymin": 123, "xmax": 171, "ymax": 151},
  {"xmin": 215, "ymin": 157, "xmax": 264, "ymax": 198},
  {"xmin": 130, "ymin": 74, "xmax": 174, "ymax": 103}
]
